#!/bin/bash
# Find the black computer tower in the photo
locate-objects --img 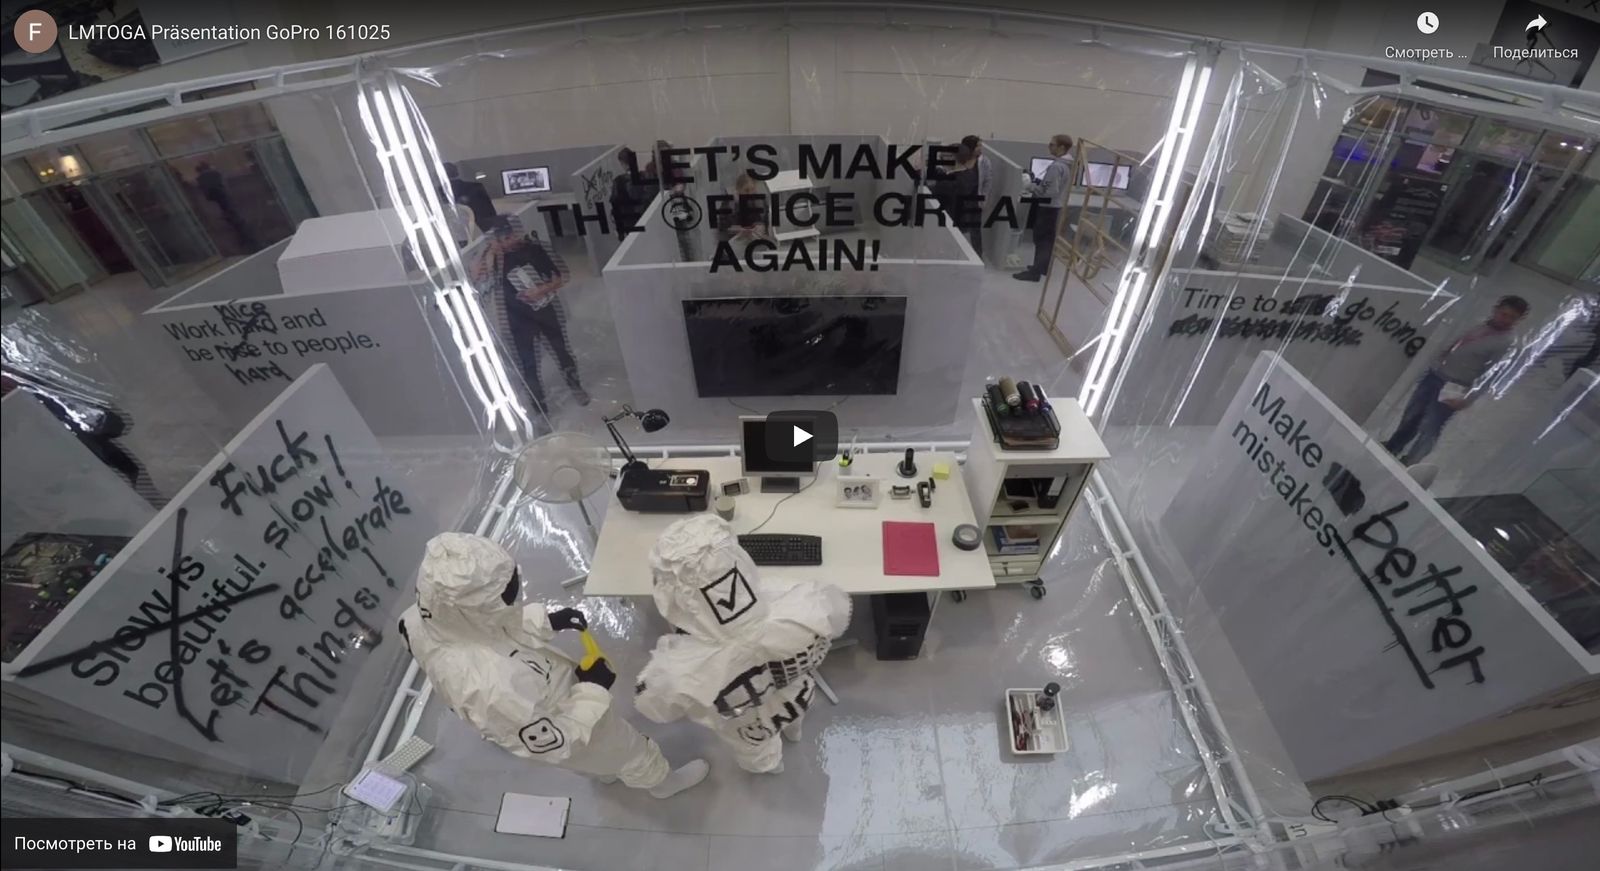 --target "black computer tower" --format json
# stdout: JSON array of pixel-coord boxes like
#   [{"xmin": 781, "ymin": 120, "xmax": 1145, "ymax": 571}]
[{"xmin": 871, "ymin": 593, "xmax": 930, "ymax": 660}]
